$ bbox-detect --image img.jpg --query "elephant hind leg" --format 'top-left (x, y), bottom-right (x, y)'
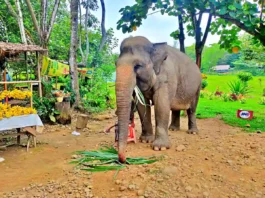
top-left (169, 110), bottom-right (180, 131)
top-left (187, 89), bottom-right (200, 134)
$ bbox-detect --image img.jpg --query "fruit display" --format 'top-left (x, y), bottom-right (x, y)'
top-left (0, 103), bottom-right (37, 120)
top-left (0, 89), bottom-right (32, 100)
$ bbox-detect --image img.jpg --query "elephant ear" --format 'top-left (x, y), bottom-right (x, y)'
top-left (151, 42), bottom-right (168, 75)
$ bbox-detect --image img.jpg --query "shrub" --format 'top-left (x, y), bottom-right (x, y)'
top-left (237, 72), bottom-right (253, 83)
top-left (201, 73), bottom-right (207, 79)
top-left (240, 98), bottom-right (247, 104)
top-left (201, 80), bottom-right (208, 90)
top-left (228, 80), bottom-right (251, 96)
top-left (263, 88), bottom-right (265, 96)
top-left (81, 68), bottom-right (114, 113)
top-left (221, 94), bottom-right (230, 102)
top-left (215, 87), bottom-right (223, 96)
top-left (259, 97), bottom-right (265, 105)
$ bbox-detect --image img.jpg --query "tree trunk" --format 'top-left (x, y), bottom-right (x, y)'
top-left (4, 0), bottom-right (27, 44)
top-left (55, 102), bottom-right (71, 125)
top-left (195, 49), bottom-right (202, 69)
top-left (98, 0), bottom-right (107, 52)
top-left (178, 14), bottom-right (185, 53)
top-left (83, 0), bottom-right (90, 64)
top-left (15, 0), bottom-right (27, 44)
top-left (70, 0), bottom-right (80, 107)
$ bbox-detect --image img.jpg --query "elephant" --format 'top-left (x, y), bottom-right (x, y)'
top-left (115, 36), bottom-right (201, 162)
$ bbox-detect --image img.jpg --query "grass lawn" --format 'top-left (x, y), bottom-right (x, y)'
top-left (107, 75), bottom-right (265, 132)
top-left (197, 75), bottom-right (265, 132)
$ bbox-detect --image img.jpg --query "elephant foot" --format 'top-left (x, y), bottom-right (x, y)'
top-left (187, 128), bottom-right (199, 135)
top-left (140, 134), bottom-right (154, 143)
top-left (169, 125), bottom-right (180, 131)
top-left (152, 137), bottom-right (171, 151)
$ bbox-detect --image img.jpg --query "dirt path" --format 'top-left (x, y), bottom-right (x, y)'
top-left (0, 110), bottom-right (265, 198)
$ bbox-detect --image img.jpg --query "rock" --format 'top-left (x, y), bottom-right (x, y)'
top-left (227, 160), bottom-right (233, 165)
top-left (185, 186), bottom-right (192, 192)
top-left (250, 144), bottom-right (258, 149)
top-left (176, 145), bottom-right (186, 152)
top-left (137, 190), bottom-right (144, 196)
top-left (128, 184), bottom-right (136, 191)
top-left (115, 180), bottom-right (122, 185)
top-left (256, 130), bottom-right (262, 134)
top-left (119, 186), bottom-right (126, 191)
top-left (245, 124), bottom-right (250, 128)
top-left (162, 166), bottom-right (178, 175)
top-left (71, 155), bottom-right (79, 159)
top-left (203, 192), bottom-right (209, 197)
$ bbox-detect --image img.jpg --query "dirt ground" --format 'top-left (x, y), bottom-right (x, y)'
top-left (0, 110), bottom-right (265, 198)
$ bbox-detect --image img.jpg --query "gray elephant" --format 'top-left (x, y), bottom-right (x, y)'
top-left (115, 36), bottom-right (201, 162)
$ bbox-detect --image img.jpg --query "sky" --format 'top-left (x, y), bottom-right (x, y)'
top-left (92, 0), bottom-right (221, 53)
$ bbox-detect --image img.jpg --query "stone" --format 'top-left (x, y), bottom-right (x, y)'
top-left (119, 186), bottom-right (126, 191)
top-left (115, 180), bottom-right (121, 185)
top-left (128, 184), bottom-right (136, 191)
top-left (162, 166), bottom-right (178, 175)
top-left (203, 192), bottom-right (209, 197)
top-left (137, 190), bottom-right (144, 196)
top-left (185, 186), bottom-right (192, 192)
top-left (176, 145), bottom-right (186, 152)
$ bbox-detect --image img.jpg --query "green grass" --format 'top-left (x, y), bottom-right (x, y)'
top-left (197, 75), bottom-right (265, 132)
top-left (107, 75), bottom-right (265, 132)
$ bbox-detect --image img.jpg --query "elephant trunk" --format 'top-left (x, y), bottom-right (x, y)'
top-left (115, 65), bottom-right (135, 163)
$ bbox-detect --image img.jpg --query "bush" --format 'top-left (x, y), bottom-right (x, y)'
top-left (221, 94), bottom-right (230, 102)
top-left (201, 73), bottom-right (207, 79)
top-left (81, 67), bottom-right (115, 113)
top-left (237, 72), bottom-right (253, 83)
top-left (263, 88), bottom-right (265, 96)
top-left (228, 80), bottom-right (251, 96)
top-left (201, 80), bottom-right (208, 90)
top-left (259, 97), bottom-right (265, 105)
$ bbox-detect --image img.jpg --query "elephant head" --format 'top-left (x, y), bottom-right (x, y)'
top-left (115, 36), bottom-right (168, 162)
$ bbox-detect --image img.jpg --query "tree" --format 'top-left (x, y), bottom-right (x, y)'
top-left (25, 0), bottom-right (60, 48)
top-left (4, 0), bottom-right (27, 44)
top-left (69, 0), bottom-right (81, 107)
top-left (98, 0), bottom-right (107, 52)
top-left (209, 0), bottom-right (265, 50)
top-left (117, 0), bottom-right (213, 68)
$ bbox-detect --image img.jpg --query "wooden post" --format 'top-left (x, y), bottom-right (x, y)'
top-left (36, 52), bottom-right (42, 97)
top-left (25, 52), bottom-right (28, 80)
top-left (76, 114), bottom-right (89, 129)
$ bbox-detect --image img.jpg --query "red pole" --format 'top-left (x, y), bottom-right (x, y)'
top-left (3, 69), bottom-right (8, 104)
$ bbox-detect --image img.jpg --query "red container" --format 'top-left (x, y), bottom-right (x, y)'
top-left (237, 110), bottom-right (254, 120)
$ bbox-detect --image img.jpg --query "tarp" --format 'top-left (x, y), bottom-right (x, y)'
top-left (0, 114), bottom-right (43, 131)
top-left (41, 56), bottom-right (94, 78)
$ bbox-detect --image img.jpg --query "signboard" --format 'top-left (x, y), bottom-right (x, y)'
top-left (237, 110), bottom-right (254, 120)
top-left (41, 56), bottom-right (93, 78)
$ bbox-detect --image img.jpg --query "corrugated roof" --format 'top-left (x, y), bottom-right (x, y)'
top-left (0, 42), bottom-right (47, 53)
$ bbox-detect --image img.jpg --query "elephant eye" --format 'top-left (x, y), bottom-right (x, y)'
top-left (134, 64), bottom-right (142, 71)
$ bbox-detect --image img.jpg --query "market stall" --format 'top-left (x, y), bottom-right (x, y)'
top-left (0, 42), bottom-right (46, 151)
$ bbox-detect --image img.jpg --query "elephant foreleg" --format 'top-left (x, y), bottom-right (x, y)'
top-left (152, 86), bottom-right (171, 151)
top-left (137, 99), bottom-right (154, 143)
top-left (169, 110), bottom-right (180, 131)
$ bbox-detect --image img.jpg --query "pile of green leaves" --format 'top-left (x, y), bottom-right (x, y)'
top-left (71, 146), bottom-right (162, 172)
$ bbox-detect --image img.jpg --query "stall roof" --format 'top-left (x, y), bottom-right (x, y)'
top-left (0, 42), bottom-right (47, 53)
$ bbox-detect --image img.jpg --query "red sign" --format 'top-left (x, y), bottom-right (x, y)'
top-left (237, 110), bottom-right (253, 120)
